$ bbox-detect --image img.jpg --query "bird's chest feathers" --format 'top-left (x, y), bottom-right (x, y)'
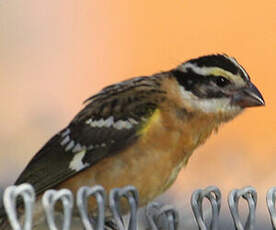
top-left (137, 109), bottom-right (219, 192)
top-left (176, 114), bottom-right (219, 153)
top-left (151, 108), bottom-right (219, 159)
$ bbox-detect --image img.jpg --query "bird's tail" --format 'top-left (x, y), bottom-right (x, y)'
top-left (0, 189), bottom-right (12, 230)
top-left (0, 204), bottom-right (10, 230)
top-left (104, 219), bottom-right (120, 230)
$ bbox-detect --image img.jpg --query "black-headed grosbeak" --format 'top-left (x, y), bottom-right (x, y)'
top-left (0, 54), bottom-right (264, 228)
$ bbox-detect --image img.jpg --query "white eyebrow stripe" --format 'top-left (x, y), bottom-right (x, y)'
top-left (182, 57), bottom-right (250, 83)
top-left (181, 63), bottom-right (234, 77)
top-left (181, 63), bottom-right (210, 75)
top-left (227, 56), bottom-right (250, 80)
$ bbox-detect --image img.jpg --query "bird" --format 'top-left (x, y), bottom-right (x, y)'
top-left (0, 54), bottom-right (265, 229)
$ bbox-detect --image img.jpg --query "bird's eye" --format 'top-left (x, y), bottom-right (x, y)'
top-left (215, 76), bottom-right (230, 87)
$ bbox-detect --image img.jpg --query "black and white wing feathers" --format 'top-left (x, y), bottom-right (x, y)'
top-left (15, 76), bottom-right (165, 196)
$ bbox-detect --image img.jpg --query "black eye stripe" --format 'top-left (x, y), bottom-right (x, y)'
top-left (171, 69), bottom-right (208, 90)
top-left (172, 69), bottom-right (231, 87)
top-left (171, 69), bottom-right (233, 99)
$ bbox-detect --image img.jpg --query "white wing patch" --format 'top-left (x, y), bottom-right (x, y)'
top-left (69, 150), bottom-right (89, 171)
top-left (61, 128), bottom-right (70, 137)
top-left (113, 120), bottom-right (132, 129)
top-left (60, 135), bottom-right (70, 146)
top-left (85, 116), bottom-right (138, 130)
top-left (65, 140), bottom-right (75, 152)
top-left (60, 129), bottom-right (71, 147)
top-left (87, 142), bottom-right (107, 150)
top-left (72, 143), bottom-right (83, 153)
top-left (60, 129), bottom-right (86, 153)
top-left (60, 116), bottom-right (138, 153)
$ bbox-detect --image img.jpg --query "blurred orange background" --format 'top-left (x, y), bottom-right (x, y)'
top-left (0, 0), bottom-right (275, 226)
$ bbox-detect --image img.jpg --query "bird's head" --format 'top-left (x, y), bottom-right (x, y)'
top-left (171, 54), bottom-right (265, 121)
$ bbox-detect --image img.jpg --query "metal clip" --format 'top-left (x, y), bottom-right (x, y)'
top-left (228, 186), bottom-right (257, 230)
top-left (42, 189), bottom-right (73, 230)
top-left (3, 183), bottom-right (35, 230)
top-left (266, 187), bottom-right (276, 229)
top-left (109, 186), bottom-right (139, 230)
top-left (146, 202), bottom-right (179, 230)
top-left (191, 186), bottom-right (221, 230)
top-left (77, 185), bottom-right (106, 230)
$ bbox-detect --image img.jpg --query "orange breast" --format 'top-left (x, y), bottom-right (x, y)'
top-left (56, 99), bottom-right (218, 215)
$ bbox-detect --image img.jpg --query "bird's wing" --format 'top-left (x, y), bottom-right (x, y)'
top-left (15, 76), bottom-right (166, 195)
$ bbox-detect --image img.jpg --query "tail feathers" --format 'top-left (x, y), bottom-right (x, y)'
top-left (104, 219), bottom-right (120, 230)
top-left (0, 189), bottom-right (11, 230)
top-left (0, 208), bottom-right (10, 230)
top-left (0, 188), bottom-right (4, 218)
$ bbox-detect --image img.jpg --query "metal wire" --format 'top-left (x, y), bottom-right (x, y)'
top-left (109, 186), bottom-right (139, 230)
top-left (42, 189), bottom-right (73, 230)
top-left (191, 186), bottom-right (221, 230)
top-left (3, 184), bottom-right (35, 230)
top-left (266, 187), bottom-right (276, 230)
top-left (146, 202), bottom-right (179, 230)
top-left (2, 184), bottom-right (276, 230)
top-left (228, 186), bottom-right (257, 230)
top-left (76, 185), bottom-right (106, 230)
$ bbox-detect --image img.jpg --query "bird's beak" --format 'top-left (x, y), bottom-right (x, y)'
top-left (231, 82), bottom-right (265, 108)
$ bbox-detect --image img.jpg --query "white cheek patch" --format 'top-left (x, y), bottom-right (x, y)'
top-left (86, 116), bottom-right (137, 130)
top-left (69, 150), bottom-right (89, 171)
top-left (180, 63), bottom-right (210, 76)
top-left (179, 86), bottom-right (240, 114)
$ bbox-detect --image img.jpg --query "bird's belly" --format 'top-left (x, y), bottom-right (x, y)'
top-left (56, 129), bottom-right (187, 215)
top-left (55, 107), bottom-right (203, 215)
